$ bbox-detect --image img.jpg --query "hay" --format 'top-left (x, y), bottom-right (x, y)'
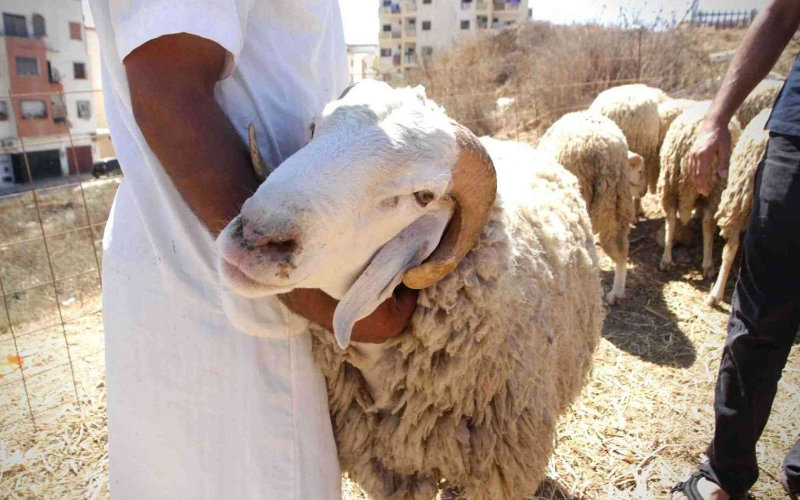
top-left (1, 193), bottom-right (798, 499)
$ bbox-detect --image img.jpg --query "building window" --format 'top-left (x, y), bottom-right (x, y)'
top-left (380, 48), bottom-right (391, 57)
top-left (77, 100), bottom-right (91, 119)
top-left (69, 21), bottom-right (82, 40)
top-left (3, 13), bottom-right (27, 37)
top-left (422, 0), bottom-right (431, 4)
top-left (422, 20), bottom-right (431, 30)
top-left (0, 101), bottom-right (8, 121)
top-left (16, 57), bottom-right (39, 76)
top-left (20, 101), bottom-right (47, 120)
top-left (461, 20), bottom-right (470, 29)
top-left (32, 14), bottom-right (45, 37)
top-left (382, 24), bottom-right (391, 32)
top-left (73, 62), bottom-right (86, 79)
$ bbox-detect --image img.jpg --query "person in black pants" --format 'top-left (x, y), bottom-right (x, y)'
top-left (669, 1), bottom-right (800, 499)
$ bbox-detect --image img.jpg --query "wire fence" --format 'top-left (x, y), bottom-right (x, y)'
top-left (0, 86), bottom-right (117, 432)
top-left (0, 64), bottom-right (711, 433)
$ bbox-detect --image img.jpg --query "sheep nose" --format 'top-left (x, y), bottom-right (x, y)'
top-left (240, 217), bottom-right (300, 254)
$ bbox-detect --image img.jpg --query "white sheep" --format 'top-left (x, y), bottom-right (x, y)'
top-left (658, 98), bottom-right (697, 150)
top-left (216, 80), bottom-right (603, 500)
top-left (538, 111), bottom-right (639, 304)
top-left (658, 100), bottom-right (742, 278)
top-left (707, 108), bottom-right (770, 306)
top-left (736, 79), bottom-right (782, 129)
top-left (589, 84), bottom-right (667, 205)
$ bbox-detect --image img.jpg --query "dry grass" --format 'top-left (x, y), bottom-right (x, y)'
top-left (1, 191), bottom-right (799, 499)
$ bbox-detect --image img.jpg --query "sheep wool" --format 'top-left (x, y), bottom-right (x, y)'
top-left (658, 99), bottom-right (696, 152)
top-left (658, 100), bottom-right (742, 277)
top-left (539, 111), bottom-right (634, 304)
top-left (310, 139), bottom-right (603, 500)
top-left (736, 79), bottom-right (782, 128)
top-left (708, 108), bottom-right (770, 305)
top-left (589, 84), bottom-right (664, 194)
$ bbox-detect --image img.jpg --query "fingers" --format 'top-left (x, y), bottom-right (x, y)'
top-left (717, 143), bottom-right (731, 180)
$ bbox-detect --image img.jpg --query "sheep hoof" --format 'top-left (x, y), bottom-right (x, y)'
top-left (659, 257), bottom-right (674, 272)
top-left (702, 264), bottom-right (716, 280)
top-left (605, 290), bottom-right (623, 305)
top-left (706, 293), bottom-right (722, 307)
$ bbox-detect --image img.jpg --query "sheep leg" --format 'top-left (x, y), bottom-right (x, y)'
top-left (701, 207), bottom-right (717, 279)
top-left (659, 211), bottom-right (677, 271)
top-left (601, 228), bottom-right (629, 305)
top-left (708, 229), bottom-right (740, 306)
top-left (633, 196), bottom-right (644, 219)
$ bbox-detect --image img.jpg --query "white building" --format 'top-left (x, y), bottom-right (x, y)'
top-left (378, 0), bottom-right (530, 81)
top-left (0, 0), bottom-right (96, 186)
top-left (347, 44), bottom-right (379, 84)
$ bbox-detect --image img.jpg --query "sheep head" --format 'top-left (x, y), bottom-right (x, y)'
top-left (627, 151), bottom-right (646, 198)
top-left (216, 80), bottom-right (496, 347)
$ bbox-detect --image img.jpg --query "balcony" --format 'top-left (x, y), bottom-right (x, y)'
top-left (380, 4), bottom-right (402, 15)
top-left (392, 54), bottom-right (401, 66)
top-left (392, 31), bottom-right (402, 39)
top-left (476, 0), bottom-right (488, 10)
top-left (404, 1), bottom-right (417, 13)
top-left (493, 1), bottom-right (521, 10)
top-left (405, 26), bottom-right (416, 38)
top-left (460, 1), bottom-right (473, 10)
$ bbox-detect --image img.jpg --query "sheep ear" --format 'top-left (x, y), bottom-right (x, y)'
top-left (248, 123), bottom-right (272, 182)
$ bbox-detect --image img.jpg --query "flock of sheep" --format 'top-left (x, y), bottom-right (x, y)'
top-left (218, 78), bottom-right (781, 500)
top-left (542, 80), bottom-right (779, 307)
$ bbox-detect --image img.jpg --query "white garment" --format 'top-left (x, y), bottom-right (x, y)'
top-left (89, 0), bottom-right (347, 497)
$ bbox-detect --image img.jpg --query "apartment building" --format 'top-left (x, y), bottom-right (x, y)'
top-left (0, 0), bottom-right (96, 186)
top-left (347, 44), bottom-right (379, 84)
top-left (378, 0), bottom-right (530, 81)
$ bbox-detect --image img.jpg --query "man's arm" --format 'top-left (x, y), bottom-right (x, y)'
top-left (124, 33), bottom-right (415, 343)
top-left (690, 0), bottom-right (800, 195)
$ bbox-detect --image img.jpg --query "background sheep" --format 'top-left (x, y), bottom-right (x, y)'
top-left (658, 100), bottom-right (742, 278)
top-left (589, 84), bottom-right (666, 213)
top-left (217, 81), bottom-right (603, 500)
top-left (707, 108), bottom-right (770, 306)
top-left (538, 111), bottom-right (636, 304)
top-left (736, 79), bottom-right (782, 128)
top-left (658, 98), bottom-right (697, 150)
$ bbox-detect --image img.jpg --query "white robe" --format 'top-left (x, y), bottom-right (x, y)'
top-left (89, 0), bottom-right (347, 497)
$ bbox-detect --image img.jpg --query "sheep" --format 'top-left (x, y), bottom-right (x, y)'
top-left (589, 84), bottom-right (667, 202)
top-left (538, 111), bottom-right (639, 304)
top-left (658, 98), bottom-right (697, 149)
top-left (707, 108), bottom-right (770, 306)
top-left (216, 80), bottom-right (603, 500)
top-left (657, 100), bottom-right (742, 278)
top-left (736, 79), bottom-right (782, 128)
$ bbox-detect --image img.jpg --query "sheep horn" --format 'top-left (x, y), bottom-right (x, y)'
top-left (402, 122), bottom-right (497, 289)
top-left (248, 123), bottom-right (272, 182)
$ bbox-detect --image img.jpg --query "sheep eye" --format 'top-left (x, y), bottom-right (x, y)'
top-left (414, 190), bottom-right (435, 207)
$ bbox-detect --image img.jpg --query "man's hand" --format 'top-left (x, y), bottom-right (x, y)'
top-left (279, 287), bottom-right (418, 344)
top-left (688, 121), bottom-right (732, 197)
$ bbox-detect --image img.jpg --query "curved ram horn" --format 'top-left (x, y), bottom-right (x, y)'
top-left (402, 122), bottom-right (497, 289)
top-left (248, 123), bottom-right (272, 182)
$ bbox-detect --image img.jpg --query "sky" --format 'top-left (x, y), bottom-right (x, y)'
top-left (83, 0), bottom-right (770, 45)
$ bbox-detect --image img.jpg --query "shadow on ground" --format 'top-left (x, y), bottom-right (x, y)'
top-left (600, 217), bottom-right (697, 368)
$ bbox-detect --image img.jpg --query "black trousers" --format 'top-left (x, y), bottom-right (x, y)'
top-left (699, 133), bottom-right (800, 496)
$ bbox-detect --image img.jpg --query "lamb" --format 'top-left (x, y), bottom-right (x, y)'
top-left (658, 100), bottom-right (742, 278)
top-left (216, 80), bottom-right (603, 500)
top-left (707, 108), bottom-right (770, 306)
top-left (589, 84), bottom-right (667, 204)
top-left (736, 79), bottom-right (782, 128)
top-left (538, 111), bottom-right (639, 304)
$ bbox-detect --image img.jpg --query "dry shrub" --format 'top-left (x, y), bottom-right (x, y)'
top-left (408, 23), bottom-right (798, 140)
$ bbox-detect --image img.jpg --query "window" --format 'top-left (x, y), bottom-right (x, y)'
top-left (422, 20), bottom-right (431, 30)
top-left (0, 101), bottom-right (8, 121)
top-left (461, 20), bottom-right (470, 29)
top-left (380, 48), bottom-right (391, 57)
top-left (382, 24), bottom-right (391, 32)
top-left (32, 14), bottom-right (45, 37)
top-left (69, 21), bottom-right (81, 40)
top-left (77, 100), bottom-right (91, 119)
top-left (422, 0), bottom-right (431, 4)
top-left (51, 95), bottom-right (66, 123)
top-left (73, 62), bottom-right (86, 79)
top-left (3, 13), bottom-right (27, 37)
top-left (20, 100), bottom-right (47, 120)
top-left (16, 57), bottom-right (39, 76)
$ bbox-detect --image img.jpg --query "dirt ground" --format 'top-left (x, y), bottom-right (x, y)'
top-left (1, 193), bottom-right (799, 499)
